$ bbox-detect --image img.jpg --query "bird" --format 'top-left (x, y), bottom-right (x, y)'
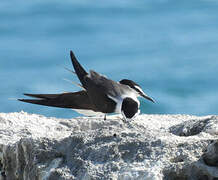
top-left (18, 51), bottom-right (155, 121)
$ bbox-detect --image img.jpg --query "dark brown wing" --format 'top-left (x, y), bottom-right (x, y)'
top-left (83, 71), bottom-right (118, 113)
top-left (18, 91), bottom-right (97, 111)
top-left (70, 51), bottom-right (88, 88)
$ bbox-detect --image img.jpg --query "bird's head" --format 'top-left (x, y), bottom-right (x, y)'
top-left (119, 79), bottom-right (155, 103)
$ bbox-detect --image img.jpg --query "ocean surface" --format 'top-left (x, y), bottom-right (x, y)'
top-left (1, 0), bottom-right (218, 118)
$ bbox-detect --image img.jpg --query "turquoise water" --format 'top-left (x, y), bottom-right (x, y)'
top-left (1, 0), bottom-right (218, 118)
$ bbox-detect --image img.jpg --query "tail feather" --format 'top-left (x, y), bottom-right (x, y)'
top-left (70, 51), bottom-right (88, 88)
top-left (19, 98), bottom-right (58, 107)
top-left (23, 93), bottom-right (59, 99)
top-left (19, 91), bottom-right (96, 110)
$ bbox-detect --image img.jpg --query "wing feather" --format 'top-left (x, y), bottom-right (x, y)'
top-left (19, 91), bottom-right (96, 110)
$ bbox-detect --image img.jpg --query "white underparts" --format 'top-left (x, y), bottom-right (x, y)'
top-left (73, 109), bottom-right (104, 117)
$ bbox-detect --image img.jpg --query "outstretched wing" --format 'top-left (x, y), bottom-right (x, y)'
top-left (70, 51), bottom-right (88, 88)
top-left (70, 51), bottom-right (121, 113)
top-left (18, 91), bottom-right (97, 111)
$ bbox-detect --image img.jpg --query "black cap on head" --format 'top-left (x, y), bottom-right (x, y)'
top-left (121, 97), bottom-right (138, 119)
top-left (119, 79), bottom-right (140, 90)
top-left (120, 79), bottom-right (155, 103)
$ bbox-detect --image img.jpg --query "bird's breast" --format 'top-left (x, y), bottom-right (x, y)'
top-left (108, 93), bottom-right (139, 114)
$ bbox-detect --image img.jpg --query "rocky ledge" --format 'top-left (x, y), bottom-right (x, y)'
top-left (0, 112), bottom-right (217, 180)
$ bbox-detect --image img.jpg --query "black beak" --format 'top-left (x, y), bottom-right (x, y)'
top-left (140, 93), bottom-right (155, 103)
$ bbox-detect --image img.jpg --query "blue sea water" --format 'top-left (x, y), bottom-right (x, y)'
top-left (1, 0), bottom-right (218, 118)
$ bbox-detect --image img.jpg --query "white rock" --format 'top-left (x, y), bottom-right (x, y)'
top-left (0, 112), bottom-right (217, 180)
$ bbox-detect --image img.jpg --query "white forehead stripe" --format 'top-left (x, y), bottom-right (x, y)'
top-left (134, 85), bottom-right (144, 93)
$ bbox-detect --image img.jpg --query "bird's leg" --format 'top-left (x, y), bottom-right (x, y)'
top-left (121, 111), bottom-right (128, 123)
top-left (104, 114), bottom-right (107, 120)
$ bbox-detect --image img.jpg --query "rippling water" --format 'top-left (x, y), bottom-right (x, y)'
top-left (1, 0), bottom-right (218, 118)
